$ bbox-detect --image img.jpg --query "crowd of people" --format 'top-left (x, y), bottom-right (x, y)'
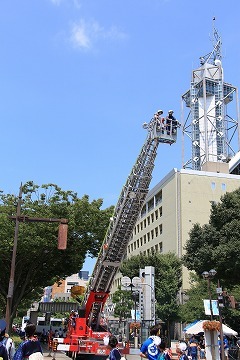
top-left (0, 319), bottom-right (43, 360)
top-left (138, 324), bottom-right (237, 360)
top-left (176, 333), bottom-right (232, 360)
top-left (1, 317), bottom-right (239, 360)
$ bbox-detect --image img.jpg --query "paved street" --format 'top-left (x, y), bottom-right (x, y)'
top-left (42, 344), bottom-right (140, 360)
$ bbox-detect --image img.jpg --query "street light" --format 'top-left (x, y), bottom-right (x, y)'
top-left (202, 269), bottom-right (217, 360)
top-left (121, 276), bottom-right (141, 349)
top-left (217, 280), bottom-right (225, 360)
top-left (202, 269), bottom-right (217, 320)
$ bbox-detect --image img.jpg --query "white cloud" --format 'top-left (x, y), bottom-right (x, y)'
top-left (69, 19), bottom-right (127, 50)
top-left (70, 20), bottom-right (91, 49)
top-left (50, 0), bottom-right (62, 5)
top-left (50, 0), bottom-right (81, 8)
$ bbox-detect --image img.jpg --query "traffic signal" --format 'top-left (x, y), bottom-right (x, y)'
top-left (218, 295), bottom-right (225, 308)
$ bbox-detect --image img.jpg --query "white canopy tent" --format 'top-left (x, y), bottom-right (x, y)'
top-left (184, 320), bottom-right (238, 336)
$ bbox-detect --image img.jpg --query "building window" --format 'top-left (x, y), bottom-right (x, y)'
top-left (147, 216), bottom-right (150, 225)
top-left (141, 204), bottom-right (146, 217)
top-left (222, 183), bottom-right (226, 191)
top-left (137, 224), bottom-right (139, 233)
top-left (144, 234), bottom-right (147, 244)
top-left (159, 224), bottom-right (162, 234)
top-left (159, 206), bottom-right (162, 217)
top-left (151, 230), bottom-right (154, 239)
top-left (140, 222), bottom-right (143, 230)
top-left (211, 182), bottom-right (216, 190)
top-left (137, 239), bottom-right (139, 248)
top-left (147, 233), bottom-right (150, 242)
top-left (148, 198), bottom-right (154, 211)
top-left (159, 242), bottom-right (163, 252)
top-left (155, 190), bottom-right (162, 205)
top-left (140, 237), bottom-right (143, 246)
top-left (155, 227), bottom-right (158, 237)
top-left (128, 245), bottom-right (130, 253)
top-left (151, 213), bottom-right (154, 223)
top-left (144, 219), bottom-right (146, 228)
top-left (155, 244), bottom-right (158, 252)
top-left (134, 242), bottom-right (136, 250)
top-left (131, 243), bottom-right (133, 252)
top-left (155, 210), bottom-right (158, 220)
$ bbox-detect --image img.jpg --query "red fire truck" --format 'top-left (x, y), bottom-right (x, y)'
top-left (54, 111), bottom-right (179, 359)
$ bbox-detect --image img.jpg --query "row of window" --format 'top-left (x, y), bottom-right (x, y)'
top-left (211, 182), bottom-right (226, 191)
top-left (135, 207), bottom-right (162, 234)
top-left (129, 225), bottom-right (163, 253)
top-left (139, 242), bottom-right (163, 255)
top-left (141, 190), bottom-right (162, 217)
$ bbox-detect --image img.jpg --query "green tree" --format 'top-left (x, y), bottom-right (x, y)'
top-left (182, 189), bottom-right (240, 331)
top-left (179, 273), bottom-right (213, 323)
top-left (120, 252), bottom-right (182, 341)
top-left (112, 288), bottom-right (133, 321)
top-left (0, 182), bottom-right (113, 326)
top-left (182, 188), bottom-right (240, 287)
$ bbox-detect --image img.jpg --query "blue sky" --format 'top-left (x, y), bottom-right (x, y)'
top-left (1, 0), bottom-right (240, 273)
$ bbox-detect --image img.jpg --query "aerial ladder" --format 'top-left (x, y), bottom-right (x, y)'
top-left (55, 111), bottom-right (179, 359)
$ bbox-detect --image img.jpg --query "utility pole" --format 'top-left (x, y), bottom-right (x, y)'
top-left (5, 184), bottom-right (68, 332)
top-left (5, 184), bottom-right (22, 333)
top-left (217, 280), bottom-right (225, 360)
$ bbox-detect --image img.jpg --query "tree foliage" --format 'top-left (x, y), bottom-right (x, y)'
top-left (182, 188), bottom-right (240, 331)
top-left (120, 252), bottom-right (182, 323)
top-left (182, 188), bottom-right (240, 287)
top-left (0, 182), bottom-right (113, 324)
top-left (112, 288), bottom-right (133, 321)
top-left (179, 273), bottom-right (213, 323)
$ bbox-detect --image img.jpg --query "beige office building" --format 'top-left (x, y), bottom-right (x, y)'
top-left (124, 167), bottom-right (240, 292)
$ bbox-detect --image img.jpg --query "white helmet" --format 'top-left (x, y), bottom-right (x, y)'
top-left (152, 336), bottom-right (161, 346)
top-left (168, 110), bottom-right (174, 113)
top-left (179, 342), bottom-right (187, 352)
top-left (157, 109), bottom-right (163, 114)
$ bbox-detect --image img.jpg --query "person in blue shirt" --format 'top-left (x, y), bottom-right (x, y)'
top-left (0, 319), bottom-right (15, 360)
top-left (218, 335), bottom-right (229, 360)
top-left (188, 336), bottom-right (198, 360)
top-left (0, 341), bottom-right (8, 360)
top-left (107, 335), bottom-right (122, 360)
top-left (140, 325), bottom-right (161, 360)
top-left (13, 324), bottom-right (43, 360)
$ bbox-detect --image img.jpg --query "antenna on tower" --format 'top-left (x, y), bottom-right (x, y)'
top-left (211, 16), bottom-right (222, 61)
top-left (182, 22), bottom-right (239, 173)
top-left (199, 18), bottom-right (222, 65)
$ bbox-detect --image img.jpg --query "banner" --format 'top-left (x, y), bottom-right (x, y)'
top-left (203, 299), bottom-right (219, 315)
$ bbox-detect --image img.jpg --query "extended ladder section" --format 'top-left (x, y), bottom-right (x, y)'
top-left (83, 114), bottom-right (177, 329)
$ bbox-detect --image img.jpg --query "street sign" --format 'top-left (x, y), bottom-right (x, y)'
top-left (203, 299), bottom-right (219, 315)
top-left (121, 276), bottom-right (131, 287)
top-left (132, 276), bottom-right (142, 289)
